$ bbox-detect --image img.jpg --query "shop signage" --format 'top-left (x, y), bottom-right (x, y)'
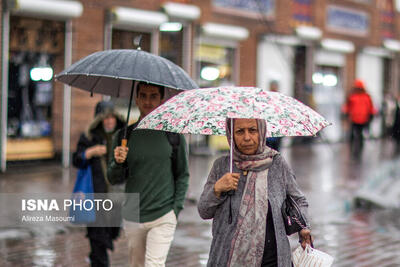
top-left (326, 5), bottom-right (369, 36)
top-left (213, 0), bottom-right (275, 18)
top-left (292, 0), bottom-right (313, 25)
top-left (350, 0), bottom-right (371, 3)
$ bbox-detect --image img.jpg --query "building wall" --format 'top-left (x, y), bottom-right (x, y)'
top-left (2, 0), bottom-right (400, 160)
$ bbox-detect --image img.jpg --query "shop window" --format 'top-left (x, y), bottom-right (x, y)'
top-left (8, 17), bottom-right (64, 139)
top-left (312, 66), bottom-right (343, 142)
top-left (112, 30), bottom-right (151, 51)
top-left (8, 52), bottom-right (54, 138)
top-left (195, 44), bottom-right (235, 87)
top-left (160, 28), bottom-right (183, 67)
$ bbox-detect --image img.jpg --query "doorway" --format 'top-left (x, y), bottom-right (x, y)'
top-left (312, 66), bottom-right (344, 142)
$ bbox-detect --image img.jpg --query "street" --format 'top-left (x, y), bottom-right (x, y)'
top-left (1, 138), bottom-right (400, 266)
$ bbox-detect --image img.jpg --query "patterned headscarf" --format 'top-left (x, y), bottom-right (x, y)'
top-left (225, 118), bottom-right (278, 267)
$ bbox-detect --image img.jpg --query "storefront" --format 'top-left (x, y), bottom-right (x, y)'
top-left (194, 22), bottom-right (249, 151)
top-left (313, 39), bottom-right (354, 142)
top-left (257, 35), bottom-right (299, 97)
top-left (356, 46), bottom-right (395, 138)
top-left (195, 22), bottom-right (248, 88)
top-left (1, 0), bottom-right (82, 170)
top-left (257, 25), bottom-right (322, 98)
top-left (105, 3), bottom-right (199, 121)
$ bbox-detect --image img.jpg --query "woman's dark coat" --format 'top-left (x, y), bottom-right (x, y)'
top-left (72, 110), bottom-right (124, 249)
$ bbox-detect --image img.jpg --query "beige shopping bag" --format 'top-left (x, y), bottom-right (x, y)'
top-left (292, 245), bottom-right (334, 267)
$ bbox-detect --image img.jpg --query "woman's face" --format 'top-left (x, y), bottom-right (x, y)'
top-left (103, 115), bottom-right (117, 133)
top-left (233, 119), bottom-right (259, 155)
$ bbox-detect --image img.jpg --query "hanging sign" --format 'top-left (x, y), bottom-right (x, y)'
top-left (326, 5), bottom-right (369, 36)
top-left (212, 0), bottom-right (275, 19)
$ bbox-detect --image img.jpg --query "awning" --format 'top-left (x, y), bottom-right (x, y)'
top-left (321, 38), bottom-right (355, 53)
top-left (8, 0), bottom-right (83, 20)
top-left (162, 2), bottom-right (200, 21)
top-left (363, 46), bottom-right (392, 58)
top-left (111, 7), bottom-right (168, 29)
top-left (383, 39), bottom-right (400, 52)
top-left (202, 23), bottom-right (249, 41)
top-left (295, 26), bottom-right (322, 40)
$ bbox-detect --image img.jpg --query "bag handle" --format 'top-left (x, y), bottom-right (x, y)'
top-left (299, 234), bottom-right (314, 248)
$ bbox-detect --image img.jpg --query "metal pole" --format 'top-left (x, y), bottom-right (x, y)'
top-left (62, 20), bottom-right (73, 168)
top-left (230, 118), bottom-right (233, 173)
top-left (124, 81), bottom-right (136, 138)
top-left (151, 29), bottom-right (159, 55)
top-left (182, 23), bottom-right (192, 75)
top-left (1, 9), bottom-right (10, 172)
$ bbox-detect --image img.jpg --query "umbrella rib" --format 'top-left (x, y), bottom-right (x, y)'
top-left (89, 76), bottom-right (102, 97)
top-left (116, 79), bottom-right (122, 98)
top-left (68, 74), bottom-right (80, 87)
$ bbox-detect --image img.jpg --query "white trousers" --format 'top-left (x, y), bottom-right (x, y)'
top-left (123, 210), bottom-right (177, 267)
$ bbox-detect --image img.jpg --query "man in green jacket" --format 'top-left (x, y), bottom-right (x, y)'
top-left (108, 82), bottom-right (189, 267)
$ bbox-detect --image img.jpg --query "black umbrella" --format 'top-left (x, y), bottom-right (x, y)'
top-left (55, 49), bottom-right (198, 146)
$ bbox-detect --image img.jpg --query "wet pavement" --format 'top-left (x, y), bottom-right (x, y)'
top-left (1, 138), bottom-right (400, 266)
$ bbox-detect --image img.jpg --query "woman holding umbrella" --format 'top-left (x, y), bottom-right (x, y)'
top-left (197, 118), bottom-right (313, 267)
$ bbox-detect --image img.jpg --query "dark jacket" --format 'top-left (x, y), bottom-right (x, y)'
top-left (72, 108), bottom-right (124, 248)
top-left (73, 111), bottom-right (124, 193)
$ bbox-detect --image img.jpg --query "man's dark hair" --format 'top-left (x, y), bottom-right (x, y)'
top-left (136, 82), bottom-right (165, 99)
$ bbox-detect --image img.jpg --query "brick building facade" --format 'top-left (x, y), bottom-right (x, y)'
top-left (1, 0), bottom-right (400, 170)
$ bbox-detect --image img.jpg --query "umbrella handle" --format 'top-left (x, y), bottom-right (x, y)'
top-left (121, 139), bottom-right (127, 147)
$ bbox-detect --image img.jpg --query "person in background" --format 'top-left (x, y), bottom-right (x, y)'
top-left (73, 101), bottom-right (124, 267)
top-left (108, 82), bottom-right (190, 267)
top-left (266, 80), bottom-right (283, 151)
top-left (342, 79), bottom-right (377, 158)
top-left (391, 95), bottom-right (400, 154)
top-left (382, 91), bottom-right (397, 138)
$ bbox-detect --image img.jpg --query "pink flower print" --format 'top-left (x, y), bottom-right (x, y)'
top-left (274, 106), bottom-right (282, 114)
top-left (217, 120), bottom-right (226, 128)
top-left (289, 112), bottom-right (298, 120)
top-left (155, 123), bottom-right (164, 130)
top-left (162, 112), bottom-right (173, 120)
top-left (269, 124), bottom-right (277, 131)
top-left (171, 118), bottom-right (181, 126)
top-left (235, 105), bottom-right (246, 113)
top-left (243, 98), bottom-right (251, 105)
top-left (279, 119), bottom-right (291, 127)
top-left (280, 128), bottom-right (289, 135)
top-left (231, 93), bottom-right (240, 100)
top-left (211, 96), bottom-right (225, 103)
top-left (206, 104), bottom-right (222, 112)
top-left (201, 128), bottom-right (213, 135)
top-left (227, 112), bottom-right (237, 117)
top-left (201, 117), bottom-right (209, 122)
top-left (195, 121), bottom-right (205, 128)
top-left (175, 105), bottom-right (185, 111)
top-left (295, 131), bottom-right (303, 136)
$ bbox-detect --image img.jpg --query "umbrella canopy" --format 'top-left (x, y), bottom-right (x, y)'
top-left (55, 49), bottom-right (198, 97)
top-left (137, 86), bottom-right (331, 137)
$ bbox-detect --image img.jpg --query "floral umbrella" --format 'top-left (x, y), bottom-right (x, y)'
top-left (137, 86), bottom-right (331, 137)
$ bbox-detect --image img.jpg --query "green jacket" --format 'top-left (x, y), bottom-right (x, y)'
top-left (107, 127), bottom-right (189, 223)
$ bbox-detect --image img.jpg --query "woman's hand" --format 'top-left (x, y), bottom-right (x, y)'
top-left (299, 229), bottom-right (313, 249)
top-left (214, 172), bottom-right (240, 198)
top-left (85, 145), bottom-right (107, 159)
top-left (114, 146), bottom-right (129, 163)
